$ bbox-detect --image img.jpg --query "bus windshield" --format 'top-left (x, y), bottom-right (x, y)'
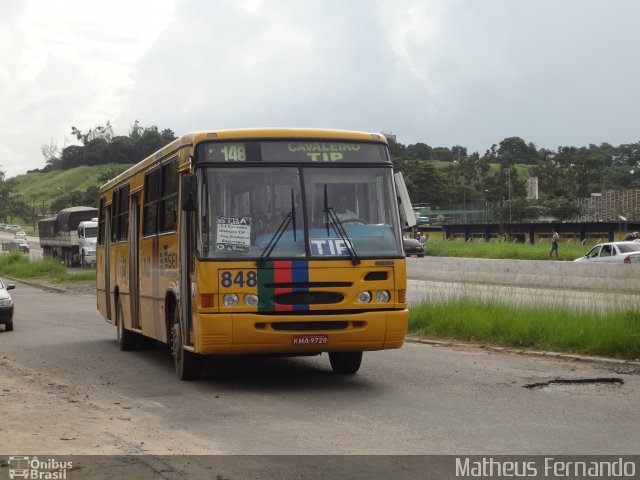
top-left (196, 166), bottom-right (403, 260)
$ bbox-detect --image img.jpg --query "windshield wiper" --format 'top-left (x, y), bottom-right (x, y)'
top-left (323, 185), bottom-right (360, 265)
top-left (257, 189), bottom-right (297, 266)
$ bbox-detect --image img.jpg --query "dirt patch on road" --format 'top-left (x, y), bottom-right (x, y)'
top-left (0, 354), bottom-right (217, 455)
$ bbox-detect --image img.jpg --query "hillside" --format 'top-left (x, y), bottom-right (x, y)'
top-left (10, 160), bottom-right (531, 217)
top-left (431, 161), bottom-right (532, 178)
top-left (12, 163), bottom-right (132, 211)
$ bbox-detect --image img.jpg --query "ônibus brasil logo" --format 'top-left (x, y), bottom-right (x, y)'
top-left (8, 456), bottom-right (72, 479)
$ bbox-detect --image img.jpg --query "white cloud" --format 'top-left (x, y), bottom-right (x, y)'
top-left (0, 0), bottom-right (179, 178)
top-left (1, 0), bottom-right (639, 178)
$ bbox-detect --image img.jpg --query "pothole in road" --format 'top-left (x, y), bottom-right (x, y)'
top-left (524, 377), bottom-right (624, 393)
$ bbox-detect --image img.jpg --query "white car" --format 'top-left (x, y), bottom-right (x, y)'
top-left (574, 241), bottom-right (640, 264)
top-left (14, 231), bottom-right (27, 239)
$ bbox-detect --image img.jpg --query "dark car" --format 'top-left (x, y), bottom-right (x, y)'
top-left (403, 238), bottom-right (424, 257)
top-left (0, 278), bottom-right (15, 331)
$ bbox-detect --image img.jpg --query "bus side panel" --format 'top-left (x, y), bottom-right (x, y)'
top-left (138, 236), bottom-right (160, 339)
top-left (157, 233), bottom-right (180, 343)
top-left (136, 234), bottom-right (180, 342)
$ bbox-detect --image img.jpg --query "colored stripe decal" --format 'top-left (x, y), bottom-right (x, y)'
top-left (274, 260), bottom-right (293, 311)
top-left (257, 260), bottom-right (309, 312)
top-left (257, 263), bottom-right (274, 312)
top-left (292, 260), bottom-right (309, 311)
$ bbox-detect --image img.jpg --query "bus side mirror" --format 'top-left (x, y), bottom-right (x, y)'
top-left (394, 172), bottom-right (417, 227)
top-left (181, 174), bottom-right (197, 211)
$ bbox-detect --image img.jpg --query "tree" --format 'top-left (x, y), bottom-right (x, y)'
top-left (46, 121), bottom-right (176, 171)
top-left (0, 168), bottom-right (29, 223)
top-left (497, 136), bottom-right (537, 166)
top-left (405, 143), bottom-right (432, 161)
top-left (431, 147), bottom-right (453, 162)
top-left (40, 140), bottom-right (61, 171)
top-left (81, 186), bottom-right (99, 207)
top-left (129, 120), bottom-right (143, 140)
top-left (71, 121), bottom-right (113, 145)
top-left (451, 145), bottom-right (467, 164)
top-left (59, 145), bottom-right (85, 169)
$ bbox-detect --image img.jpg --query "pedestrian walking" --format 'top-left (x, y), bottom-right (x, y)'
top-left (549, 228), bottom-right (559, 259)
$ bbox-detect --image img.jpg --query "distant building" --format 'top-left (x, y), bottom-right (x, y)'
top-left (527, 177), bottom-right (539, 200)
top-left (577, 189), bottom-right (640, 222)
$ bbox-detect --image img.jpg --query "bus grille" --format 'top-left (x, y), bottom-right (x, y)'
top-left (274, 292), bottom-right (343, 305)
top-left (271, 321), bottom-right (349, 331)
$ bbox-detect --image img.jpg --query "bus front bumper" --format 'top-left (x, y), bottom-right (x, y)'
top-left (194, 309), bottom-right (408, 355)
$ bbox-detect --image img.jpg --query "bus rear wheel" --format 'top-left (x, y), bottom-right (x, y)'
top-left (328, 351), bottom-right (363, 374)
top-left (171, 305), bottom-right (201, 380)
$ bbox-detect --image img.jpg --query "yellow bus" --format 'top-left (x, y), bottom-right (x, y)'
top-left (97, 128), bottom-right (414, 379)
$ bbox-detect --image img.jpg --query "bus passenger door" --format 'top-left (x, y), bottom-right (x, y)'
top-left (179, 200), bottom-right (193, 346)
top-left (104, 205), bottom-right (112, 320)
top-left (129, 195), bottom-right (141, 329)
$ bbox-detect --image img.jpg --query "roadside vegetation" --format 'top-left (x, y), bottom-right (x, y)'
top-left (409, 298), bottom-right (640, 359)
top-left (423, 238), bottom-right (588, 261)
top-left (0, 252), bottom-right (95, 284)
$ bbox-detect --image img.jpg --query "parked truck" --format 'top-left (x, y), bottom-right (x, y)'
top-left (39, 206), bottom-right (99, 267)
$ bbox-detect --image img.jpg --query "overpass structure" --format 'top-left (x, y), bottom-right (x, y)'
top-left (418, 220), bottom-right (640, 245)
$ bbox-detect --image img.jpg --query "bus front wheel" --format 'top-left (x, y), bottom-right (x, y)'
top-left (328, 351), bottom-right (363, 374)
top-left (171, 306), bottom-right (201, 380)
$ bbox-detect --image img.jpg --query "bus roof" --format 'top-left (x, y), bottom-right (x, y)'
top-left (100, 128), bottom-right (389, 193)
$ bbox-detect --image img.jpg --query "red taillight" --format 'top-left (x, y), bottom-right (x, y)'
top-left (201, 294), bottom-right (215, 308)
top-left (624, 256), bottom-right (631, 264)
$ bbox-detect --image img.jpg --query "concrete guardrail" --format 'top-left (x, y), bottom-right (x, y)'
top-left (407, 257), bottom-right (640, 294)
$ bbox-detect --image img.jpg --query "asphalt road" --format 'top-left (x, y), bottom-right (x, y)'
top-left (1, 282), bottom-right (639, 461)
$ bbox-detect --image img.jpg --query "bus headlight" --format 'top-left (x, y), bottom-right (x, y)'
top-left (223, 294), bottom-right (239, 307)
top-left (357, 291), bottom-right (371, 304)
top-left (375, 291), bottom-right (390, 303)
top-left (243, 294), bottom-right (259, 307)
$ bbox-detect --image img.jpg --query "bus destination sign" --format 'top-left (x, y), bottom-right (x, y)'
top-left (200, 141), bottom-right (388, 164)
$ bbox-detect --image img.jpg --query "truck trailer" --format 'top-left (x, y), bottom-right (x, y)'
top-left (39, 206), bottom-right (98, 267)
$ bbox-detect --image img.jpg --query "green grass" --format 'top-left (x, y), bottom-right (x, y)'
top-left (0, 252), bottom-right (96, 283)
top-left (409, 298), bottom-right (640, 359)
top-left (431, 161), bottom-right (532, 179)
top-left (11, 163), bottom-right (132, 205)
top-left (424, 239), bottom-right (588, 261)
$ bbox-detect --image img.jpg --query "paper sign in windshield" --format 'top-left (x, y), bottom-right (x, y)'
top-left (216, 216), bottom-right (251, 252)
top-left (310, 238), bottom-right (353, 256)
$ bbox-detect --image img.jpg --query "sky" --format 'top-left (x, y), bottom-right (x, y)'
top-left (1, 0), bottom-right (639, 179)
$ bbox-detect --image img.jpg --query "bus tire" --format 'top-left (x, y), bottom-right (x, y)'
top-left (116, 297), bottom-right (136, 351)
top-left (329, 351), bottom-right (362, 374)
top-left (171, 305), bottom-right (200, 380)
